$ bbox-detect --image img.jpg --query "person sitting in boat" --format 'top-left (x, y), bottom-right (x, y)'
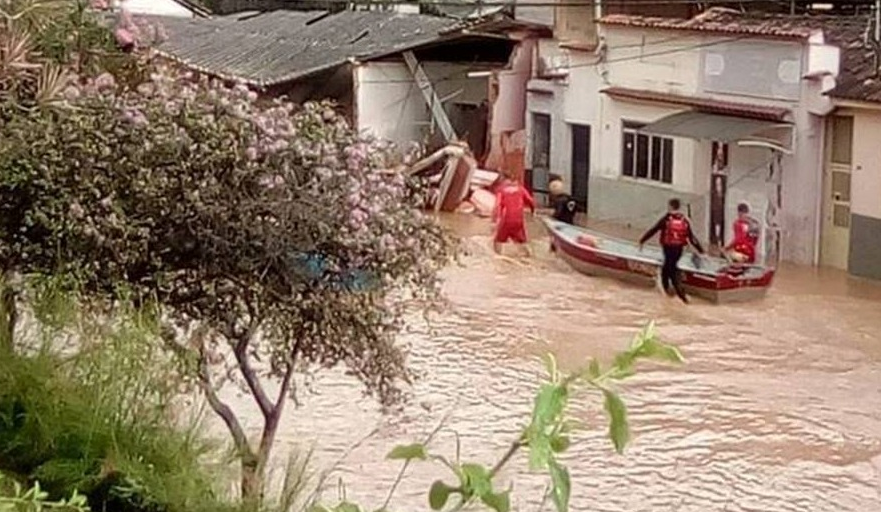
top-left (493, 174), bottom-right (536, 256)
top-left (548, 177), bottom-right (577, 253)
top-left (638, 198), bottom-right (705, 304)
top-left (724, 202), bottom-right (760, 265)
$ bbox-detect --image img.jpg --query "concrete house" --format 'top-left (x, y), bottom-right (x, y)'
top-left (526, 8), bottom-right (845, 267)
top-left (150, 10), bottom-right (516, 158)
top-left (822, 16), bottom-right (881, 280)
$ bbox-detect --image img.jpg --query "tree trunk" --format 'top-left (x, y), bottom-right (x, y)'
top-left (240, 455), bottom-right (264, 507)
top-left (0, 273), bottom-right (16, 353)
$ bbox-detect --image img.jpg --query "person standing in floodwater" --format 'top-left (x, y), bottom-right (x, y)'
top-left (639, 198), bottom-right (705, 303)
top-left (493, 175), bottom-right (535, 256)
top-left (548, 177), bottom-right (577, 253)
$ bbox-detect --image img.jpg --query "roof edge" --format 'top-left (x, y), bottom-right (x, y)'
top-left (598, 18), bottom-right (813, 41)
top-left (602, 86), bottom-right (791, 122)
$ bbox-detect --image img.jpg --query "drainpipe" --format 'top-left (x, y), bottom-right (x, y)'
top-left (812, 117), bottom-right (826, 267)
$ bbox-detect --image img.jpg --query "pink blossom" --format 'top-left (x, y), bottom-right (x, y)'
top-left (245, 147), bottom-right (258, 161)
top-left (95, 72), bottom-right (116, 91)
top-left (89, 0), bottom-right (109, 9)
top-left (114, 27), bottom-right (135, 48)
top-left (62, 86), bottom-right (81, 101)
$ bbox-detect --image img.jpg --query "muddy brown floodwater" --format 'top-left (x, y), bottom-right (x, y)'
top-left (223, 214), bottom-right (881, 511)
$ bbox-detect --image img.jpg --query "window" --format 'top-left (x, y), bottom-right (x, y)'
top-left (830, 115), bottom-right (853, 165)
top-left (622, 122), bottom-right (673, 184)
top-left (532, 113), bottom-right (551, 170)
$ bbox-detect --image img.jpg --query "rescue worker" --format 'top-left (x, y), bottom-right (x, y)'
top-left (493, 174), bottom-right (536, 256)
top-left (724, 202), bottom-right (761, 264)
top-left (549, 178), bottom-right (577, 225)
top-left (638, 198), bottom-right (705, 303)
top-left (548, 177), bottom-right (577, 253)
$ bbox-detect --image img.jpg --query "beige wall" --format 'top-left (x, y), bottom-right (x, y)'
top-left (354, 61), bottom-right (492, 146)
top-left (849, 108), bottom-right (881, 221)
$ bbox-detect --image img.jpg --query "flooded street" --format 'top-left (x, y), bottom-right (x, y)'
top-left (228, 215), bottom-right (881, 511)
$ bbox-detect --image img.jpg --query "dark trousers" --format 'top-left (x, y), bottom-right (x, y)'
top-left (661, 245), bottom-right (688, 302)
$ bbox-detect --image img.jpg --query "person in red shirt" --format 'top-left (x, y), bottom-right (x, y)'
top-left (493, 176), bottom-right (536, 255)
top-left (638, 198), bottom-right (705, 303)
top-left (725, 203), bottom-right (760, 264)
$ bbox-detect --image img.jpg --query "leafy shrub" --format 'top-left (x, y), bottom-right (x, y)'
top-left (0, 283), bottom-right (229, 512)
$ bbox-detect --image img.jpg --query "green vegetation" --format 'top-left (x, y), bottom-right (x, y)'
top-left (0, 280), bottom-right (230, 512)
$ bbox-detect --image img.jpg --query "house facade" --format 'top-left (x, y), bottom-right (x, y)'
top-left (525, 8), bottom-right (845, 266)
top-left (821, 17), bottom-right (881, 280)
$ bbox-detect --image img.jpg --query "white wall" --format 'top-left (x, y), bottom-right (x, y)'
top-left (523, 23), bottom-right (828, 264)
top-left (525, 83), bottom-right (569, 181)
top-left (600, 28), bottom-right (704, 96)
top-left (850, 109), bottom-right (881, 220)
top-left (117, 0), bottom-right (194, 17)
top-left (493, 38), bottom-right (533, 133)
top-left (354, 61), bottom-right (491, 146)
top-left (524, 49), bottom-right (603, 196)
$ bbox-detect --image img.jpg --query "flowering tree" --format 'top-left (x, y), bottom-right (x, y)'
top-left (0, 27), bottom-right (454, 504)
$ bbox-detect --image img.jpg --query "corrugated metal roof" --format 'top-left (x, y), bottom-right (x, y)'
top-left (149, 10), bottom-right (462, 86)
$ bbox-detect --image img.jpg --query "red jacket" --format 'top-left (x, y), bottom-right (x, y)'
top-left (726, 216), bottom-right (759, 263)
top-left (494, 183), bottom-right (535, 225)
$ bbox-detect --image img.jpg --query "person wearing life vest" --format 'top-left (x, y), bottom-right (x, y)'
top-left (493, 174), bottom-right (536, 255)
top-left (548, 177), bottom-right (577, 253)
top-left (638, 198), bottom-right (705, 303)
top-left (724, 202), bottom-right (760, 264)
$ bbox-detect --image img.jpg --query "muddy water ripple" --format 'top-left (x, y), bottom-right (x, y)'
top-left (222, 217), bottom-right (881, 511)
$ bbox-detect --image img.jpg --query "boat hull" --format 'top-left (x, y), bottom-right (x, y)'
top-left (546, 219), bottom-right (774, 304)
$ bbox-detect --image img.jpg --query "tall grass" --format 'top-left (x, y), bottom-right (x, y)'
top-left (0, 275), bottom-right (236, 512)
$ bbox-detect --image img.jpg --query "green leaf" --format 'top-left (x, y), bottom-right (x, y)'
top-left (460, 463), bottom-right (492, 498)
top-left (548, 459), bottom-right (571, 512)
top-left (481, 490), bottom-right (511, 512)
top-left (613, 350), bottom-right (635, 375)
top-left (586, 358), bottom-right (601, 379)
top-left (429, 480), bottom-right (456, 511)
top-left (603, 389), bottom-right (630, 454)
top-left (610, 366), bottom-right (636, 380)
top-left (650, 343), bottom-right (684, 364)
top-left (528, 431), bottom-right (552, 470)
top-left (307, 506), bottom-right (332, 512)
top-left (542, 352), bottom-right (558, 382)
top-left (334, 502), bottom-right (362, 512)
top-left (531, 384), bottom-right (568, 430)
top-left (387, 443), bottom-right (428, 461)
top-left (549, 435), bottom-right (570, 453)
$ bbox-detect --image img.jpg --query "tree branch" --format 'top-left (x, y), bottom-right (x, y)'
top-left (198, 356), bottom-right (252, 460)
top-left (274, 338), bottom-right (302, 411)
top-left (233, 330), bottom-right (274, 420)
top-left (489, 440), bottom-right (523, 478)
